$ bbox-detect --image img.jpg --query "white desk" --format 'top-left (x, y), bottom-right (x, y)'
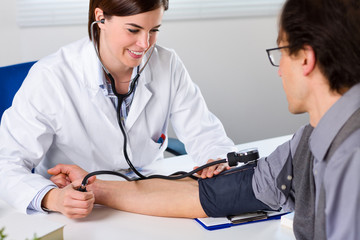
top-left (0, 135), bottom-right (295, 240)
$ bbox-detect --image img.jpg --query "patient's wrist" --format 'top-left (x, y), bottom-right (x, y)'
top-left (87, 179), bottom-right (106, 204)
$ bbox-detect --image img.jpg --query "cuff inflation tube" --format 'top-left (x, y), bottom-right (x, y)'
top-left (78, 148), bottom-right (259, 192)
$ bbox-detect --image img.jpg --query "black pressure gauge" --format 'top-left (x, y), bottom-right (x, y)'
top-left (227, 148), bottom-right (259, 167)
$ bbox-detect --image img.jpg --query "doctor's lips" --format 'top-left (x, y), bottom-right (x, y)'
top-left (128, 49), bottom-right (144, 59)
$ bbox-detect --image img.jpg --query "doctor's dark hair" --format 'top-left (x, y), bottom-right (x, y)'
top-left (88, 0), bottom-right (169, 44)
top-left (279, 0), bottom-right (360, 93)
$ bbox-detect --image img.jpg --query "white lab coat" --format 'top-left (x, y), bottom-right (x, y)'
top-left (0, 37), bottom-right (236, 213)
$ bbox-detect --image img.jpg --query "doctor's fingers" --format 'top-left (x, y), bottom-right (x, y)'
top-left (48, 164), bottom-right (88, 182)
top-left (212, 163), bottom-right (230, 175)
top-left (202, 162), bottom-right (229, 178)
top-left (63, 196), bottom-right (95, 215)
top-left (61, 201), bottom-right (95, 219)
top-left (50, 173), bottom-right (71, 188)
top-left (193, 163), bottom-right (217, 178)
top-left (202, 165), bottom-right (215, 178)
top-left (60, 187), bottom-right (95, 218)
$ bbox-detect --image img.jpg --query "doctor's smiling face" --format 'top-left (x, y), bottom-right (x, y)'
top-left (95, 7), bottom-right (164, 74)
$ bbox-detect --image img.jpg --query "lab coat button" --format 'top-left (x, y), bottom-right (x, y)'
top-left (281, 184), bottom-right (287, 190)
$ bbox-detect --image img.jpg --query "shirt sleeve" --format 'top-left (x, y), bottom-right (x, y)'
top-left (27, 185), bottom-right (57, 214)
top-left (0, 63), bottom-right (63, 213)
top-left (324, 133), bottom-right (360, 240)
top-left (252, 126), bottom-right (305, 211)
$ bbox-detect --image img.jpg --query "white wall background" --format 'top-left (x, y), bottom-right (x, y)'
top-left (0, 1), bottom-right (308, 145)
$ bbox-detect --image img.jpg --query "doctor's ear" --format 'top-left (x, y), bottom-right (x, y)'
top-left (302, 45), bottom-right (316, 76)
top-left (94, 8), bottom-right (105, 24)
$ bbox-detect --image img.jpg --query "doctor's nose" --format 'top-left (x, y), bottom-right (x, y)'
top-left (137, 33), bottom-right (150, 50)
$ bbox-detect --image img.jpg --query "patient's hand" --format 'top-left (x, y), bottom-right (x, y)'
top-left (193, 159), bottom-right (230, 179)
top-left (48, 164), bottom-right (94, 188)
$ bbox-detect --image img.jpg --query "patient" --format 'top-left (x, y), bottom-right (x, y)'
top-left (47, 0), bottom-right (360, 239)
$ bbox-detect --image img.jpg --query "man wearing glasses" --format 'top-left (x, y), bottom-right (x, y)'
top-left (48, 0), bottom-right (360, 239)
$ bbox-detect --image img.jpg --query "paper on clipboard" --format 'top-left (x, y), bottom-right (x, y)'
top-left (195, 210), bottom-right (290, 231)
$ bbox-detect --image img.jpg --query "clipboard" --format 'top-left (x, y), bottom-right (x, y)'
top-left (195, 211), bottom-right (290, 231)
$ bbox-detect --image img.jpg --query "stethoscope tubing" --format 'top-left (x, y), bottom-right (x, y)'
top-left (79, 158), bottom-right (228, 189)
top-left (90, 19), bottom-right (154, 180)
top-left (82, 20), bottom-right (234, 189)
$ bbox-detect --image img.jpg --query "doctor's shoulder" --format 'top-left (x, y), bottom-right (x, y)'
top-left (152, 44), bottom-right (185, 66)
top-left (152, 44), bottom-right (190, 82)
top-left (25, 38), bottom-right (92, 86)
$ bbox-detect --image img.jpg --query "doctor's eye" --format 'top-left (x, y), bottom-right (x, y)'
top-left (127, 29), bottom-right (139, 33)
top-left (150, 28), bottom-right (160, 33)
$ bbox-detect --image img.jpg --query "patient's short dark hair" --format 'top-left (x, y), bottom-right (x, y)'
top-left (280, 0), bottom-right (360, 92)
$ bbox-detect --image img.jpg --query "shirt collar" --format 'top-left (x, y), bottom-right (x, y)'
top-left (310, 83), bottom-right (360, 161)
top-left (98, 67), bottom-right (139, 97)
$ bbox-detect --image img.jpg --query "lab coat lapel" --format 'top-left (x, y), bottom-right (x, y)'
top-left (91, 89), bottom-right (119, 128)
top-left (125, 67), bottom-right (152, 131)
top-left (85, 49), bottom-right (119, 129)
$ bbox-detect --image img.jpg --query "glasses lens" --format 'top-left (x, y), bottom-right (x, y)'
top-left (270, 50), bottom-right (281, 66)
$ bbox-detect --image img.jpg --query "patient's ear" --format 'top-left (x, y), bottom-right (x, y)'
top-left (302, 45), bottom-right (316, 76)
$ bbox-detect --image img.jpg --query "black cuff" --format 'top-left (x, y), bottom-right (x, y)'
top-left (198, 163), bottom-right (273, 217)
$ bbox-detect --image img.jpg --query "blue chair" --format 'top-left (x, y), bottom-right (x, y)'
top-left (166, 137), bottom-right (187, 156)
top-left (0, 61), bottom-right (187, 155)
top-left (0, 61), bottom-right (37, 119)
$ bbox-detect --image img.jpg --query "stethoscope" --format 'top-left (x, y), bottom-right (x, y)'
top-left (90, 19), bottom-right (154, 180)
top-left (78, 20), bottom-right (260, 191)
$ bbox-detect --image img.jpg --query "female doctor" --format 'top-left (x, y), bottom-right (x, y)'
top-left (0, 0), bottom-right (236, 218)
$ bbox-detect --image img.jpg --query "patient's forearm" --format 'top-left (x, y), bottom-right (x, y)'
top-left (88, 178), bottom-right (207, 218)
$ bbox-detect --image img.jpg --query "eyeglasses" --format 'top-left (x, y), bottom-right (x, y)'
top-left (266, 46), bottom-right (289, 67)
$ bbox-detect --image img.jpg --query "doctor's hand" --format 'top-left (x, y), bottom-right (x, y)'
top-left (41, 179), bottom-right (95, 219)
top-left (48, 164), bottom-right (94, 188)
top-left (193, 159), bottom-right (230, 179)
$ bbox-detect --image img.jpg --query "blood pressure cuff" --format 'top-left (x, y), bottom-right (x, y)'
top-left (198, 163), bottom-right (273, 217)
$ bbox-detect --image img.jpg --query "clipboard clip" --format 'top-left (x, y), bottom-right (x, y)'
top-left (227, 211), bottom-right (268, 224)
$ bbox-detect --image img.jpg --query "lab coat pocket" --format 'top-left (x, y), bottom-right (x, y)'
top-left (150, 133), bottom-right (167, 151)
top-left (135, 134), bottom-right (167, 167)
